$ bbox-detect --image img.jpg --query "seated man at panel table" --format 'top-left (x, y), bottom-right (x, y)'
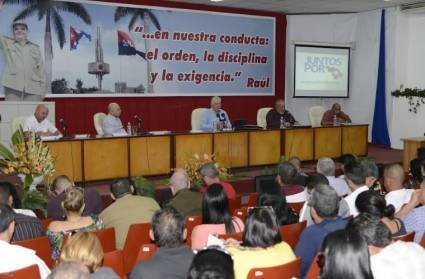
top-left (23, 104), bottom-right (61, 137)
top-left (102, 102), bottom-right (127, 136)
top-left (321, 102), bottom-right (352, 126)
top-left (266, 99), bottom-right (296, 129)
top-left (199, 96), bottom-right (231, 131)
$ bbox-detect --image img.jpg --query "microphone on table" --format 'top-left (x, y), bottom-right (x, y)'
top-left (134, 115), bottom-right (142, 133)
top-left (59, 118), bottom-right (67, 136)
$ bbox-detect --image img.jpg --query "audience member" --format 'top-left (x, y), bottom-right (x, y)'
top-left (187, 248), bottom-right (234, 279)
top-left (356, 190), bottom-right (406, 237)
top-left (295, 184), bottom-right (348, 277)
top-left (288, 156), bottom-right (308, 186)
top-left (299, 174), bottom-right (350, 226)
top-left (347, 213), bottom-right (425, 279)
top-left (166, 169), bottom-right (202, 217)
top-left (344, 161), bottom-right (369, 216)
top-left (397, 188), bottom-right (425, 243)
top-left (102, 102), bottom-right (127, 136)
top-left (60, 232), bottom-right (118, 278)
top-left (5, 181), bottom-right (36, 217)
top-left (0, 182), bottom-right (45, 242)
top-left (276, 162), bottom-right (307, 202)
top-left (100, 178), bottom-right (160, 249)
top-left (265, 99), bottom-right (296, 129)
top-left (360, 159), bottom-right (382, 192)
top-left (47, 261), bottom-right (90, 279)
top-left (47, 175), bottom-right (102, 220)
top-left (191, 184), bottom-right (244, 250)
top-left (383, 164), bottom-right (414, 212)
top-left (227, 207), bottom-right (296, 279)
top-left (337, 153), bottom-right (356, 178)
top-left (321, 103), bottom-right (352, 126)
top-left (409, 158), bottom-right (423, 188)
top-left (200, 96), bottom-right (231, 131)
top-left (257, 192), bottom-right (298, 225)
top-left (131, 207), bottom-right (194, 279)
top-left (316, 157), bottom-right (351, 196)
top-left (23, 104), bottom-right (61, 137)
top-left (320, 229), bottom-right (374, 279)
top-left (0, 204), bottom-right (50, 278)
top-left (47, 187), bottom-right (104, 261)
top-left (200, 163), bottom-right (236, 199)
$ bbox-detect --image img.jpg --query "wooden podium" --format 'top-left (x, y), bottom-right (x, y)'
top-left (402, 137), bottom-right (425, 171)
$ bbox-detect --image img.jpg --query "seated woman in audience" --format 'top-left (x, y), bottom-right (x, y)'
top-left (227, 207), bottom-right (296, 279)
top-left (356, 190), bottom-right (406, 237)
top-left (187, 248), bottom-right (234, 279)
top-left (257, 192), bottom-right (298, 225)
top-left (47, 188), bottom-right (104, 261)
top-left (320, 229), bottom-right (374, 279)
top-left (60, 232), bottom-right (118, 278)
top-left (191, 184), bottom-right (244, 250)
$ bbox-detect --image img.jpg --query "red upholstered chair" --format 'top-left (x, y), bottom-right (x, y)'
top-left (305, 253), bottom-right (322, 279)
top-left (40, 218), bottom-right (53, 230)
top-left (135, 244), bottom-right (158, 264)
top-left (247, 193), bottom-right (258, 207)
top-left (122, 223), bottom-right (152, 274)
top-left (288, 202), bottom-right (305, 215)
top-left (420, 233), bottom-right (425, 249)
top-left (218, 232), bottom-right (243, 241)
top-left (246, 257), bottom-right (302, 279)
top-left (280, 220), bottom-right (307, 250)
top-left (13, 236), bottom-right (54, 269)
top-left (229, 196), bottom-right (242, 216)
top-left (233, 208), bottom-right (248, 223)
top-left (93, 227), bottom-right (116, 253)
top-left (103, 250), bottom-right (126, 279)
top-left (392, 231), bottom-right (415, 242)
top-left (0, 264), bottom-right (40, 279)
top-left (185, 216), bottom-right (202, 246)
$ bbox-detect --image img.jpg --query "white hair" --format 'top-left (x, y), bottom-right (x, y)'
top-left (316, 157), bottom-right (335, 177)
top-left (210, 96), bottom-right (221, 105)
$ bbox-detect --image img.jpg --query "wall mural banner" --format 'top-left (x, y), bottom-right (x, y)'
top-left (0, 0), bottom-right (275, 97)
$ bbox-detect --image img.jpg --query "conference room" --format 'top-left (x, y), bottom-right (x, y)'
top-left (0, 0), bottom-right (424, 278)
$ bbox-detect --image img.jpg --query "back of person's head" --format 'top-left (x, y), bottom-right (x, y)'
top-left (202, 184), bottom-right (234, 233)
top-left (257, 193), bottom-right (291, 225)
top-left (320, 229), bottom-right (374, 279)
top-left (52, 175), bottom-right (73, 193)
top-left (360, 159), bottom-right (379, 179)
top-left (110, 178), bottom-right (132, 199)
top-left (417, 147), bottom-right (425, 160)
top-left (187, 248), bottom-right (234, 279)
top-left (356, 190), bottom-right (395, 218)
top-left (278, 162), bottom-right (298, 184)
top-left (170, 169), bottom-right (190, 192)
top-left (47, 261), bottom-right (90, 279)
top-left (410, 158), bottom-right (423, 184)
top-left (305, 173), bottom-right (329, 192)
top-left (384, 163), bottom-right (404, 191)
top-left (344, 161), bottom-right (366, 186)
top-left (0, 204), bottom-right (15, 235)
top-left (62, 187), bottom-right (85, 214)
top-left (338, 154), bottom-right (356, 171)
top-left (151, 207), bottom-right (185, 248)
top-left (316, 157), bottom-right (336, 177)
top-left (308, 184), bottom-right (339, 219)
top-left (346, 213), bottom-right (391, 248)
top-left (200, 163), bottom-right (219, 179)
top-left (60, 232), bottom-right (103, 273)
top-left (0, 182), bottom-right (12, 205)
top-left (243, 207), bottom-right (281, 248)
top-left (288, 157), bottom-right (302, 171)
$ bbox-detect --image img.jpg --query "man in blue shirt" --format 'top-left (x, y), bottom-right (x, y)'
top-left (200, 96), bottom-right (231, 131)
top-left (295, 184), bottom-right (348, 278)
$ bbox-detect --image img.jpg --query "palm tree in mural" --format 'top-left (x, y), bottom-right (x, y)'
top-left (4, 0), bottom-right (91, 93)
top-left (114, 7), bottom-right (161, 93)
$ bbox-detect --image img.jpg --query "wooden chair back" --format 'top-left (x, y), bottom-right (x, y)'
top-left (93, 227), bottom-right (116, 253)
top-left (13, 236), bottom-right (54, 269)
top-left (185, 215), bottom-right (202, 246)
top-left (280, 220), bottom-right (307, 250)
top-left (0, 264), bottom-right (40, 279)
top-left (392, 231), bottom-right (415, 242)
top-left (103, 250), bottom-right (125, 279)
top-left (246, 257), bottom-right (302, 279)
top-left (122, 223), bottom-right (152, 274)
top-left (135, 244), bottom-right (158, 264)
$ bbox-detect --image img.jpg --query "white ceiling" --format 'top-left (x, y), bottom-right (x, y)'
top-left (166, 0), bottom-right (423, 14)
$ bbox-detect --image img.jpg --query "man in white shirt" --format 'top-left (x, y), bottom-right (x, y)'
top-left (199, 96), bottom-right (231, 131)
top-left (316, 157), bottom-right (351, 197)
top-left (102, 102), bottom-right (127, 136)
top-left (23, 104), bottom-right (60, 137)
top-left (343, 161), bottom-right (369, 216)
top-left (384, 164), bottom-right (414, 212)
top-left (347, 213), bottom-right (425, 279)
top-left (0, 204), bottom-right (50, 278)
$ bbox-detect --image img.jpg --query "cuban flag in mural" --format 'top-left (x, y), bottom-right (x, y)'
top-left (117, 30), bottom-right (145, 59)
top-left (70, 26), bottom-right (92, 50)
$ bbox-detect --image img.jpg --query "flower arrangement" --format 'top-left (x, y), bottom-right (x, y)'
top-left (182, 153), bottom-right (230, 189)
top-left (0, 127), bottom-right (55, 190)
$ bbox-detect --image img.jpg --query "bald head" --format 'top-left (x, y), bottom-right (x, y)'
top-left (108, 103), bottom-right (122, 117)
top-left (384, 164), bottom-right (405, 192)
top-left (170, 169), bottom-right (189, 194)
top-left (34, 104), bottom-right (49, 123)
